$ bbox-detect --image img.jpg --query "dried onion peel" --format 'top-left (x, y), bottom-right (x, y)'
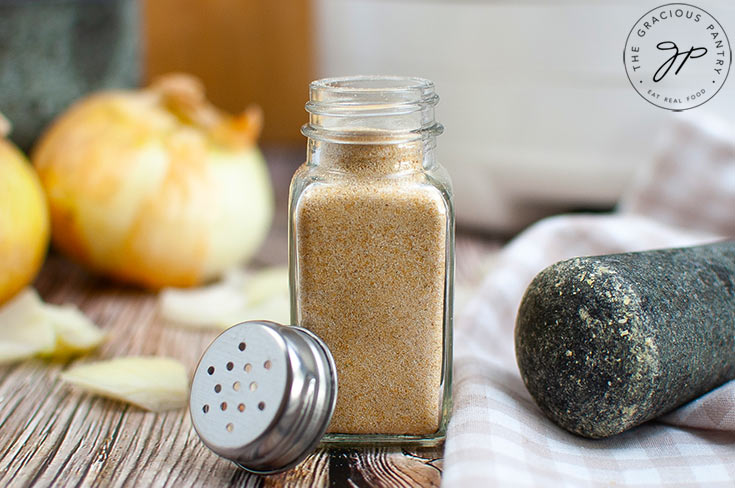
top-left (61, 357), bottom-right (188, 412)
top-left (0, 287), bottom-right (105, 363)
top-left (159, 266), bottom-right (290, 329)
top-left (0, 288), bottom-right (55, 363)
top-left (43, 303), bottom-right (106, 357)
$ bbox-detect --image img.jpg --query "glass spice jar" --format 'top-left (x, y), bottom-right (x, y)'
top-left (288, 76), bottom-right (454, 446)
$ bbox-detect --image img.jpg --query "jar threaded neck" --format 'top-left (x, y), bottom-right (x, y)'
top-left (302, 75), bottom-right (443, 144)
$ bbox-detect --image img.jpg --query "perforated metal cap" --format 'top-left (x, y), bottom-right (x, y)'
top-left (189, 320), bottom-right (337, 474)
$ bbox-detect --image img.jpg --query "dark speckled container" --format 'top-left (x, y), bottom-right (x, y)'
top-left (0, 0), bottom-right (140, 150)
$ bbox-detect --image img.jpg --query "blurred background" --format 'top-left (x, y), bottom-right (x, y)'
top-left (0, 1), bottom-right (732, 480)
top-left (2, 0), bottom-right (733, 236)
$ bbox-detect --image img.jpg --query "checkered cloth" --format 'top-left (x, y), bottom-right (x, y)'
top-left (444, 114), bottom-right (735, 487)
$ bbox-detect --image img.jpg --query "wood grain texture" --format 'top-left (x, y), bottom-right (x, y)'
top-left (0, 146), bottom-right (501, 487)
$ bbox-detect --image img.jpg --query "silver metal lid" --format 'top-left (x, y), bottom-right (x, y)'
top-left (189, 320), bottom-right (337, 474)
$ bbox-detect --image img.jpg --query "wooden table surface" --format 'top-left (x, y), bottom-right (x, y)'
top-left (0, 146), bottom-right (500, 487)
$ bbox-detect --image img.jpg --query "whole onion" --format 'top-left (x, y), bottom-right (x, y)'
top-left (33, 74), bottom-right (273, 288)
top-left (0, 114), bottom-right (50, 304)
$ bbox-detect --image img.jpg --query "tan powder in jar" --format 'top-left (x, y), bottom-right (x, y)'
top-left (294, 142), bottom-right (447, 435)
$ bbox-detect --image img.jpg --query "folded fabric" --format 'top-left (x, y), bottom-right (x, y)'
top-left (444, 114), bottom-right (735, 487)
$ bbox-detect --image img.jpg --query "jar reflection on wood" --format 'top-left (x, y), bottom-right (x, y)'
top-left (288, 76), bottom-right (454, 445)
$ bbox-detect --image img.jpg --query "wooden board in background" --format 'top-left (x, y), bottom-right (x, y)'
top-left (143, 0), bottom-right (314, 143)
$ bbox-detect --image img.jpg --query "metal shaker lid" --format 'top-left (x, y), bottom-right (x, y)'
top-left (189, 320), bottom-right (337, 474)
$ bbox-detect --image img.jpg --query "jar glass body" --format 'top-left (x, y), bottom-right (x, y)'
top-left (288, 77), bottom-right (454, 446)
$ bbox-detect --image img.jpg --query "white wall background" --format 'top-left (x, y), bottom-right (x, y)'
top-left (314, 0), bottom-right (735, 232)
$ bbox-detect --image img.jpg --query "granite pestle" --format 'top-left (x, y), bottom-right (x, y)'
top-left (515, 241), bottom-right (735, 438)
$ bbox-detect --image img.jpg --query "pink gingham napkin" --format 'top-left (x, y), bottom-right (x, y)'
top-left (444, 114), bottom-right (735, 487)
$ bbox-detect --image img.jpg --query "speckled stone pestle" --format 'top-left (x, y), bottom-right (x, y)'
top-left (515, 241), bottom-right (735, 439)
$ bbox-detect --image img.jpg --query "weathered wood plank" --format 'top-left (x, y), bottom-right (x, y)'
top-left (0, 256), bottom-right (455, 488)
top-left (0, 145), bottom-right (500, 487)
